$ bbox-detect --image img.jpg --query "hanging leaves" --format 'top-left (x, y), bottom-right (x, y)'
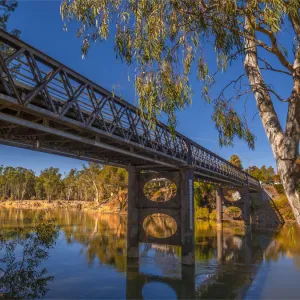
top-left (60, 0), bottom-right (299, 149)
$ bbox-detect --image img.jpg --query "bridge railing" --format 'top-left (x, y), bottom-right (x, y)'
top-left (0, 29), bottom-right (260, 189)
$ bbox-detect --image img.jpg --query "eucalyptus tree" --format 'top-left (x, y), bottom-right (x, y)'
top-left (61, 0), bottom-right (300, 223)
top-left (0, 0), bottom-right (18, 31)
top-left (39, 168), bottom-right (62, 201)
top-left (80, 163), bottom-right (104, 203)
top-left (0, 0), bottom-right (20, 63)
top-left (100, 166), bottom-right (128, 210)
top-left (245, 164), bottom-right (276, 183)
top-left (0, 166), bottom-right (35, 200)
top-left (63, 168), bottom-right (79, 201)
top-left (229, 154), bottom-right (243, 170)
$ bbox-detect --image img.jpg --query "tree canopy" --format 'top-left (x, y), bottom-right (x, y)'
top-left (229, 154), bottom-right (243, 169)
top-left (60, 0), bottom-right (298, 147)
top-left (245, 165), bottom-right (276, 183)
top-left (60, 0), bottom-right (300, 223)
top-left (0, 164), bottom-right (128, 207)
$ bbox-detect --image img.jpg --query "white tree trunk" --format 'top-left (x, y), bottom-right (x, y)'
top-left (244, 12), bottom-right (300, 224)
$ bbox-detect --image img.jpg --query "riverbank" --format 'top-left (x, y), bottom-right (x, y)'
top-left (0, 199), bottom-right (127, 214)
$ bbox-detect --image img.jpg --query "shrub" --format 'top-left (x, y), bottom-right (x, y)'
top-left (209, 210), bottom-right (217, 220)
top-left (195, 207), bottom-right (209, 219)
top-left (273, 194), bottom-right (294, 221)
top-left (274, 184), bottom-right (284, 195)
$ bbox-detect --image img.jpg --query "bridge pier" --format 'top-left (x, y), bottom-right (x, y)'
top-left (216, 186), bottom-right (223, 229)
top-left (180, 168), bottom-right (195, 265)
top-left (217, 226), bottom-right (224, 262)
top-left (126, 167), bottom-right (195, 265)
top-left (243, 185), bottom-right (251, 230)
top-left (127, 167), bottom-right (140, 258)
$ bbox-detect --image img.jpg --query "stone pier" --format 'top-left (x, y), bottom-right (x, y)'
top-left (126, 167), bottom-right (195, 265)
top-left (216, 186), bottom-right (223, 229)
top-left (243, 184), bottom-right (251, 230)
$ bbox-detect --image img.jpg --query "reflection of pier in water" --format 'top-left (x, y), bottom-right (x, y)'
top-left (128, 217), bottom-right (272, 299)
top-left (0, 208), bottom-right (274, 299)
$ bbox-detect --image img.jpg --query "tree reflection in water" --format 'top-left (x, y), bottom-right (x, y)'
top-left (143, 213), bottom-right (177, 238)
top-left (0, 214), bottom-right (59, 299)
top-left (0, 207), bottom-right (299, 299)
top-left (264, 225), bottom-right (300, 269)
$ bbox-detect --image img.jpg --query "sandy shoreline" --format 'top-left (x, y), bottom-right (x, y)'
top-left (0, 199), bottom-right (127, 215)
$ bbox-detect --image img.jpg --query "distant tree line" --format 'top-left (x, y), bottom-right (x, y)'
top-left (228, 154), bottom-right (298, 186)
top-left (1, 154), bottom-right (295, 208)
top-left (245, 165), bottom-right (276, 184)
top-left (0, 164), bottom-right (128, 207)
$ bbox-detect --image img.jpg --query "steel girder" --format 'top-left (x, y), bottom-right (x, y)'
top-left (0, 29), bottom-right (260, 190)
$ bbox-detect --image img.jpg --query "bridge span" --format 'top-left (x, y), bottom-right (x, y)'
top-left (0, 29), bottom-right (262, 265)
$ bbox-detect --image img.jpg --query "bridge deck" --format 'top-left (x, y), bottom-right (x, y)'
top-left (0, 29), bottom-right (260, 190)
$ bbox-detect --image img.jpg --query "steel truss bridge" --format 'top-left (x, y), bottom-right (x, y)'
top-left (0, 29), bottom-right (260, 191)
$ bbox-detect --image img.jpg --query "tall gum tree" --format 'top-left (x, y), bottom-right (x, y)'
top-left (60, 0), bottom-right (300, 223)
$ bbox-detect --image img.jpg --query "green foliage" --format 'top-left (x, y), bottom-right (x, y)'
top-left (39, 168), bottom-right (62, 201)
top-left (60, 0), bottom-right (300, 150)
top-left (273, 194), bottom-right (294, 221)
top-left (265, 225), bottom-right (300, 263)
top-left (195, 207), bottom-right (210, 219)
top-left (0, 166), bottom-right (35, 200)
top-left (0, 0), bottom-right (18, 31)
top-left (245, 165), bottom-right (276, 184)
top-left (0, 0), bottom-right (20, 77)
top-left (59, 0), bottom-right (300, 223)
top-left (213, 102), bottom-right (255, 149)
top-left (194, 181), bottom-right (215, 209)
top-left (0, 164), bottom-right (128, 207)
top-left (229, 154), bottom-right (243, 169)
top-left (209, 210), bottom-right (217, 220)
top-left (274, 184), bottom-right (285, 195)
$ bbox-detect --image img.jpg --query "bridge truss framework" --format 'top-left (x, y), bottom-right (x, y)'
top-left (0, 29), bottom-right (262, 265)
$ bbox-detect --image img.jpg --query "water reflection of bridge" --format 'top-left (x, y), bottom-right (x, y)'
top-left (0, 208), bottom-right (277, 299)
top-left (127, 227), bottom-right (268, 299)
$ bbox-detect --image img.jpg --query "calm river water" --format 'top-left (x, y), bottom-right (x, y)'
top-left (1, 207), bottom-right (300, 299)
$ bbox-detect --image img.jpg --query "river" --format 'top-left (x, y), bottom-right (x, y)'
top-left (0, 207), bottom-right (300, 299)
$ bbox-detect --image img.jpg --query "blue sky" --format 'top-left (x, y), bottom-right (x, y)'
top-left (1, 0), bottom-right (290, 175)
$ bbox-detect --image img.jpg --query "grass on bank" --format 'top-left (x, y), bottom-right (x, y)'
top-left (273, 194), bottom-right (295, 222)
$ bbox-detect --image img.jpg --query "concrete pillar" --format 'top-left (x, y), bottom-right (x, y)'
top-left (126, 257), bottom-right (142, 299)
top-left (216, 186), bottom-right (223, 228)
top-left (127, 166), bottom-right (140, 258)
top-left (244, 230), bottom-right (252, 265)
top-left (217, 226), bottom-right (224, 263)
top-left (180, 168), bottom-right (195, 265)
top-left (243, 185), bottom-right (251, 230)
top-left (179, 265), bottom-right (195, 298)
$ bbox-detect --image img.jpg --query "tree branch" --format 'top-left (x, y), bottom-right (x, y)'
top-left (257, 57), bottom-right (292, 76)
top-left (256, 25), bottom-right (293, 72)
